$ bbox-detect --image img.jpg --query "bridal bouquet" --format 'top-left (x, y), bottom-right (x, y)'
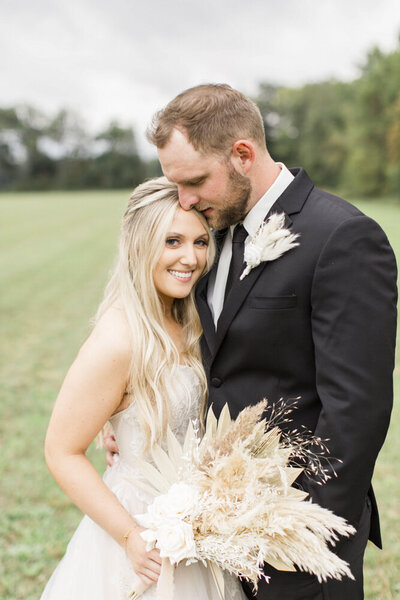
top-left (128, 400), bottom-right (355, 599)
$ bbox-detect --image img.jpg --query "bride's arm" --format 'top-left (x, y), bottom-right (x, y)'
top-left (44, 306), bottom-right (161, 586)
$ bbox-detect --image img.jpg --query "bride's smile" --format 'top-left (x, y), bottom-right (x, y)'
top-left (152, 207), bottom-right (209, 304)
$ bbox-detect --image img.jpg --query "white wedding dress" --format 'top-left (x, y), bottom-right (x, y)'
top-left (41, 365), bottom-right (247, 600)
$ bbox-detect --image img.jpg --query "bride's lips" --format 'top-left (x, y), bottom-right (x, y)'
top-left (168, 270), bottom-right (194, 282)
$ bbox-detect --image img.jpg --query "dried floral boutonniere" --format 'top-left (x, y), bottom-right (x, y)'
top-left (240, 212), bottom-right (300, 280)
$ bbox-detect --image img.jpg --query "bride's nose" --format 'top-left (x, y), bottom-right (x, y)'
top-left (179, 243), bottom-right (197, 267)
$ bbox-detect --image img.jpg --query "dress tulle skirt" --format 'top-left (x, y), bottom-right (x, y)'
top-left (41, 366), bottom-right (246, 600)
top-left (40, 461), bottom-right (245, 600)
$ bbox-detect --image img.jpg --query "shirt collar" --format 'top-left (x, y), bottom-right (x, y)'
top-left (237, 162), bottom-right (294, 237)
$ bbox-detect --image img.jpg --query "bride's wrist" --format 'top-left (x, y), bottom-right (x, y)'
top-left (122, 523), bottom-right (140, 549)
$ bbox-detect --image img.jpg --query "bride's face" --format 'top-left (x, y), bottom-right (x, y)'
top-left (153, 208), bottom-right (209, 304)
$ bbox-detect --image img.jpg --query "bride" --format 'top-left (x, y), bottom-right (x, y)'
top-left (41, 177), bottom-right (246, 599)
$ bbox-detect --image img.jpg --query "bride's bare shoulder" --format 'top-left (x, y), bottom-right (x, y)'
top-left (80, 303), bottom-right (132, 364)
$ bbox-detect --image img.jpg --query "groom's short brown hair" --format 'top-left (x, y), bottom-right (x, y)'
top-left (146, 83), bottom-right (266, 155)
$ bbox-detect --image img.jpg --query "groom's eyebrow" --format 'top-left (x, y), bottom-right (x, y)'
top-left (180, 174), bottom-right (208, 186)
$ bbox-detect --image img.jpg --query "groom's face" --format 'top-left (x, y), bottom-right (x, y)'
top-left (158, 129), bottom-right (251, 229)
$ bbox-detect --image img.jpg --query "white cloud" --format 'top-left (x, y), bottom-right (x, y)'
top-left (1, 0), bottom-right (399, 156)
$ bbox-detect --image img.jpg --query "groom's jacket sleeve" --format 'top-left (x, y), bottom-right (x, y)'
top-left (305, 214), bottom-right (397, 533)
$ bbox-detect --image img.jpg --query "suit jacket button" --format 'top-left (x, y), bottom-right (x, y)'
top-left (211, 377), bottom-right (222, 387)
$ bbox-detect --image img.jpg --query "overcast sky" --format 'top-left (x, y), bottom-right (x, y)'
top-left (1, 0), bottom-right (399, 156)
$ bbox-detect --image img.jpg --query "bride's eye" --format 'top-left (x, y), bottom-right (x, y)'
top-left (166, 237), bottom-right (180, 247)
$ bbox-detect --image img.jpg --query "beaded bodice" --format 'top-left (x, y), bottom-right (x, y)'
top-left (108, 365), bottom-right (202, 470)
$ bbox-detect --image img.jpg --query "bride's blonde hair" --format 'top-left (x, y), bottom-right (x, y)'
top-left (96, 177), bottom-right (215, 448)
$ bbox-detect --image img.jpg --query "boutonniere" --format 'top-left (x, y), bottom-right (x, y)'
top-left (240, 213), bottom-right (300, 280)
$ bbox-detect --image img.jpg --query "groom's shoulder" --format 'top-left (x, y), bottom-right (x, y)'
top-left (307, 185), bottom-right (363, 222)
top-left (300, 182), bottom-right (383, 242)
top-left (299, 185), bottom-right (395, 262)
top-left (288, 167), bottom-right (365, 231)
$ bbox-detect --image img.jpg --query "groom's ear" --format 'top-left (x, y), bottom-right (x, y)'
top-left (230, 140), bottom-right (255, 174)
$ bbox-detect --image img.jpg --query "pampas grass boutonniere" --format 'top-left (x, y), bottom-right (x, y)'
top-left (240, 212), bottom-right (300, 280)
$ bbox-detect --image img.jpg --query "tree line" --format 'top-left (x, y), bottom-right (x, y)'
top-left (0, 108), bottom-right (161, 191)
top-left (256, 39), bottom-right (400, 197)
top-left (1, 36), bottom-right (399, 196)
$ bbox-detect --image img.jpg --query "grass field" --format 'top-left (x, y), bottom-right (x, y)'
top-left (0, 190), bottom-right (399, 600)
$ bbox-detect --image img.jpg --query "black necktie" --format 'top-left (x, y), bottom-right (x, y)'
top-left (224, 224), bottom-right (247, 300)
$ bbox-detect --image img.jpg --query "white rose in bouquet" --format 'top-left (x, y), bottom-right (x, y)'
top-left (141, 495), bottom-right (172, 528)
top-left (155, 521), bottom-right (197, 565)
top-left (135, 483), bottom-right (199, 563)
top-left (136, 482), bottom-right (198, 530)
top-left (164, 482), bottom-right (199, 518)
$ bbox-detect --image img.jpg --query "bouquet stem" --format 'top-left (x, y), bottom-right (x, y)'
top-left (128, 578), bottom-right (149, 599)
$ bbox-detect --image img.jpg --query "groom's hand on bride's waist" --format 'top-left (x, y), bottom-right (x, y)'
top-left (104, 430), bottom-right (120, 467)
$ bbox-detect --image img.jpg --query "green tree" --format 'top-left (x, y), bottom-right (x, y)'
top-left (256, 80), bottom-right (354, 189)
top-left (342, 40), bottom-right (400, 196)
top-left (0, 108), bottom-right (20, 188)
top-left (255, 34), bottom-right (400, 198)
top-left (90, 122), bottom-right (145, 188)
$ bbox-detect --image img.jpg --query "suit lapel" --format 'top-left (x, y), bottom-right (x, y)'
top-left (272, 167), bottom-right (313, 216)
top-left (196, 273), bottom-right (215, 354)
top-left (212, 168), bottom-right (314, 360)
top-left (213, 253), bottom-right (272, 357)
top-left (213, 209), bottom-right (293, 357)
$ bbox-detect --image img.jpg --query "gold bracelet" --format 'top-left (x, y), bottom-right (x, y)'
top-left (123, 525), bottom-right (138, 548)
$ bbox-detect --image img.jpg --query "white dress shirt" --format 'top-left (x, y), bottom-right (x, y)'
top-left (207, 163), bottom-right (294, 327)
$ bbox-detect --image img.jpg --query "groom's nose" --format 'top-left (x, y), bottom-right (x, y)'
top-left (178, 186), bottom-right (199, 210)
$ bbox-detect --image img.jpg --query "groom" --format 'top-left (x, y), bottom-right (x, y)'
top-left (147, 84), bottom-right (397, 599)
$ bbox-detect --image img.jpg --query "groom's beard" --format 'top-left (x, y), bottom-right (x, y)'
top-left (205, 166), bottom-right (252, 230)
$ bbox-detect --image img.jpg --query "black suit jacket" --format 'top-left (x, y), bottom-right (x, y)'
top-left (195, 168), bottom-right (397, 547)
